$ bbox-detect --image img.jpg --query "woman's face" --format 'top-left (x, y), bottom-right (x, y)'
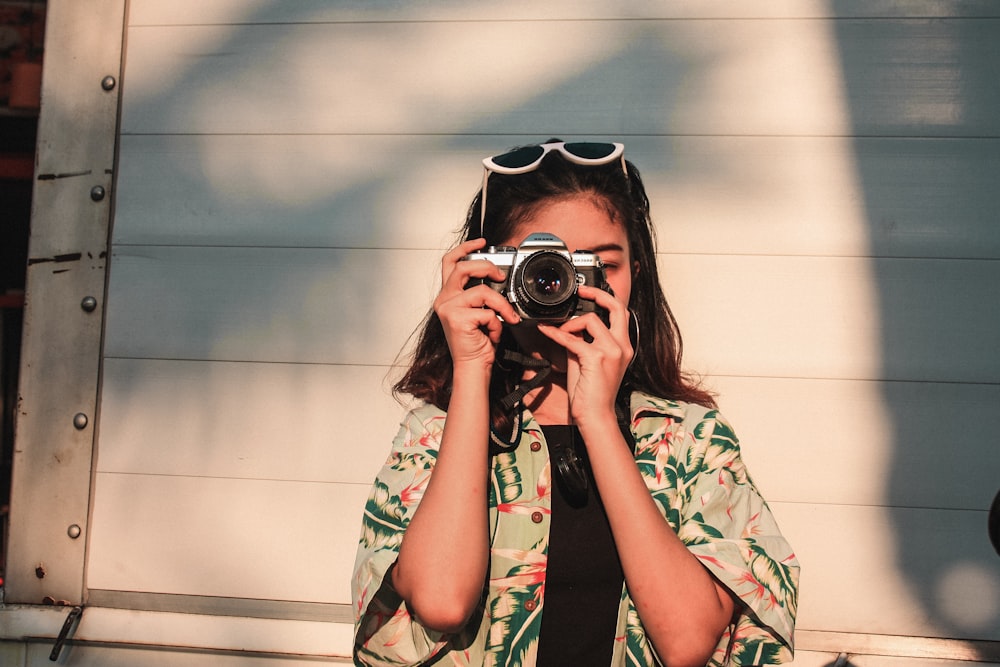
top-left (502, 195), bottom-right (634, 308)
top-left (500, 195), bottom-right (635, 367)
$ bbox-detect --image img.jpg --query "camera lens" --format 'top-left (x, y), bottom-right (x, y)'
top-left (533, 266), bottom-right (563, 297)
top-left (514, 251), bottom-right (577, 315)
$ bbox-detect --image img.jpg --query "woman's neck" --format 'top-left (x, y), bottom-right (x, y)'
top-left (522, 376), bottom-right (572, 426)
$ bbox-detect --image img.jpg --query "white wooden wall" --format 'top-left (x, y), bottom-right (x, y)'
top-left (79, 0), bottom-right (1000, 663)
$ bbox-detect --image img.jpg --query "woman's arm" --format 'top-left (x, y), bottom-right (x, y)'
top-left (538, 286), bottom-right (733, 666)
top-left (392, 362), bottom-right (493, 632)
top-left (392, 239), bottom-right (522, 633)
top-left (581, 417), bottom-right (735, 667)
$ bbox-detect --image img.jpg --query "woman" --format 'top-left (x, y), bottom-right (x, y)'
top-left (352, 140), bottom-right (798, 666)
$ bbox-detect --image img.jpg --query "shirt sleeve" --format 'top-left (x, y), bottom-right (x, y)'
top-left (351, 405), bottom-right (454, 666)
top-left (677, 409), bottom-right (800, 666)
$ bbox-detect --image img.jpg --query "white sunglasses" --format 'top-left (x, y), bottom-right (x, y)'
top-left (478, 141), bottom-right (627, 237)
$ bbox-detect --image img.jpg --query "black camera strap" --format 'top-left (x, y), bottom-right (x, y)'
top-left (498, 350), bottom-right (552, 412)
top-left (489, 351), bottom-right (637, 460)
top-left (489, 350), bottom-right (551, 454)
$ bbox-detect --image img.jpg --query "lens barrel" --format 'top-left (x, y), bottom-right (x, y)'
top-left (513, 251), bottom-right (577, 318)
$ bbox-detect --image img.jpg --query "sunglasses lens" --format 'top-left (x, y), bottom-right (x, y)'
top-left (491, 145), bottom-right (546, 169)
top-left (563, 142), bottom-right (618, 161)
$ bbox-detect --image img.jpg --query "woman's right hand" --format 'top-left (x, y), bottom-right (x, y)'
top-left (434, 238), bottom-right (521, 369)
top-left (396, 238), bottom-right (510, 632)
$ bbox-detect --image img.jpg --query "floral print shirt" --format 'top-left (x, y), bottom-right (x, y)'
top-left (352, 391), bottom-right (799, 666)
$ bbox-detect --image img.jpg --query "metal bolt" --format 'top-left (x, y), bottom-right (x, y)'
top-left (101, 75), bottom-right (116, 91)
top-left (67, 525), bottom-right (82, 539)
top-left (81, 296), bottom-right (98, 312)
top-left (90, 185), bottom-right (106, 202)
top-left (73, 413), bottom-right (88, 430)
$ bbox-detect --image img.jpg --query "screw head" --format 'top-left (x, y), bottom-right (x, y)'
top-left (81, 296), bottom-right (98, 312)
top-left (90, 185), bottom-right (106, 202)
top-left (68, 525), bottom-right (82, 539)
top-left (101, 75), bottom-right (117, 91)
top-left (73, 413), bottom-right (89, 430)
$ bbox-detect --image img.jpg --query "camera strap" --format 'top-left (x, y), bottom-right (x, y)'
top-left (497, 350), bottom-right (552, 412)
top-left (489, 352), bottom-right (636, 458)
top-left (488, 350), bottom-right (552, 454)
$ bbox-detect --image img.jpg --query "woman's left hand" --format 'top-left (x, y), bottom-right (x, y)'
top-left (537, 285), bottom-right (633, 426)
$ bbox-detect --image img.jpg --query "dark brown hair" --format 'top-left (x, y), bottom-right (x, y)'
top-left (394, 141), bottom-right (715, 425)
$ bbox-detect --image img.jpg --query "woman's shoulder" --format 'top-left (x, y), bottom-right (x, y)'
top-left (628, 390), bottom-right (738, 447)
top-left (628, 389), bottom-right (719, 424)
top-left (401, 398), bottom-right (447, 421)
top-left (391, 400), bottom-right (448, 446)
top-left (628, 391), bottom-right (753, 489)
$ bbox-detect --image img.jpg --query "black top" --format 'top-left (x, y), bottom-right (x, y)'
top-left (535, 425), bottom-right (625, 666)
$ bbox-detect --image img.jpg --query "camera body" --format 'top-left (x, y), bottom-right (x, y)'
top-left (463, 232), bottom-right (612, 323)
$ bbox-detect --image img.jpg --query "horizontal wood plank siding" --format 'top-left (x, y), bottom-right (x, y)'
top-left (81, 1), bottom-right (1000, 661)
top-left (119, 19), bottom-right (1000, 138)
top-left (114, 134), bottom-right (1000, 259)
top-left (124, 2), bottom-right (1000, 25)
top-left (101, 246), bottom-right (1000, 384)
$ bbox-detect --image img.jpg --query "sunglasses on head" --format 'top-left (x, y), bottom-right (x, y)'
top-left (477, 141), bottom-right (627, 237)
top-left (483, 141), bottom-right (626, 174)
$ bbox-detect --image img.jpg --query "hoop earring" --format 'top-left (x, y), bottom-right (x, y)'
top-left (627, 309), bottom-right (640, 369)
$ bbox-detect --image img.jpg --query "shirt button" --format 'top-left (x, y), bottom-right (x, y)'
top-left (531, 511), bottom-right (543, 523)
top-left (524, 599), bottom-right (537, 611)
top-left (530, 442), bottom-right (541, 452)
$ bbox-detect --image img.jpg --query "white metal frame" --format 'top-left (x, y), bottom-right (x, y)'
top-left (5, 0), bottom-right (126, 604)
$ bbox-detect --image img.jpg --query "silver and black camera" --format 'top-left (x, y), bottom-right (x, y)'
top-left (464, 232), bottom-right (612, 323)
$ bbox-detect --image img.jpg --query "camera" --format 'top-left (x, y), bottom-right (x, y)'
top-left (463, 232), bottom-right (612, 323)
